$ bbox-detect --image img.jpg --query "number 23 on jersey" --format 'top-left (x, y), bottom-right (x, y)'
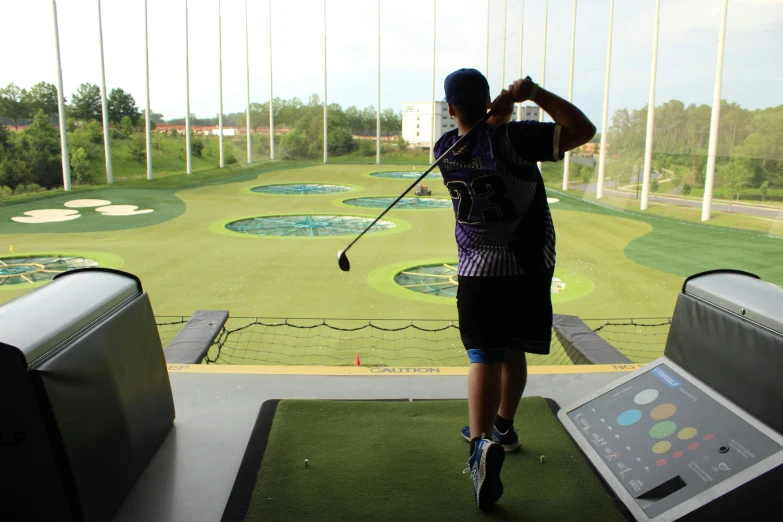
top-left (446, 174), bottom-right (519, 224)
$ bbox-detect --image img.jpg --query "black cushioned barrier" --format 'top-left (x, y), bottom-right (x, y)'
top-left (553, 314), bottom-right (632, 364)
top-left (164, 310), bottom-right (229, 364)
top-left (0, 269), bottom-right (175, 522)
top-left (666, 292), bottom-right (783, 436)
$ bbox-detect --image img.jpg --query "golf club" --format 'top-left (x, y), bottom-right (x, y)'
top-left (337, 88), bottom-right (520, 272)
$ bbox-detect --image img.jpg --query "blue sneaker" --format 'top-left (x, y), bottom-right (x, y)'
top-left (461, 425), bottom-right (522, 452)
top-left (464, 439), bottom-right (504, 510)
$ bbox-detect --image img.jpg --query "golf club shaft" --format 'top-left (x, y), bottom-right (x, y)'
top-left (339, 107), bottom-right (498, 258)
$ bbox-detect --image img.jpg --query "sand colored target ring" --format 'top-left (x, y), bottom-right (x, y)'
top-left (11, 209), bottom-right (81, 223)
top-left (95, 205), bottom-right (154, 216)
top-left (64, 199), bottom-right (111, 208)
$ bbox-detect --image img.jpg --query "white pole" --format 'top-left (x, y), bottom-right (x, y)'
top-left (430, 0), bottom-right (437, 164)
top-left (702, 0), bottom-right (729, 222)
top-left (376, 0), bottom-right (381, 165)
top-left (485, 0), bottom-right (490, 77)
top-left (501, 0), bottom-right (507, 89)
top-left (562, 0), bottom-right (577, 190)
top-left (516, 0), bottom-right (524, 121)
top-left (596, 0), bottom-right (614, 199)
top-left (536, 0), bottom-right (547, 173)
top-left (97, 0), bottom-right (113, 184)
top-left (269, 0), bottom-right (275, 159)
top-left (323, 0), bottom-right (328, 164)
top-left (218, 0), bottom-right (225, 168)
top-left (640, 0), bottom-right (661, 210)
top-left (52, 0), bottom-right (71, 191)
top-left (144, 0), bottom-right (153, 180)
top-left (185, 0), bottom-right (192, 174)
top-left (245, 0), bottom-right (252, 165)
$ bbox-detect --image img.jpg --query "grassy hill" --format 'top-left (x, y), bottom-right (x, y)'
top-left (78, 132), bottom-right (429, 183)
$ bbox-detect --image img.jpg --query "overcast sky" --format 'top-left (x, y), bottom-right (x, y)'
top-left (3, 0), bottom-right (782, 125)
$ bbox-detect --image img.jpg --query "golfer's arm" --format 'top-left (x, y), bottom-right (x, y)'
top-left (533, 88), bottom-right (596, 156)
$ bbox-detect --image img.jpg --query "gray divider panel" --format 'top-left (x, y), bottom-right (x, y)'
top-left (0, 269), bottom-right (175, 522)
top-left (553, 314), bottom-right (632, 364)
top-left (164, 310), bottom-right (229, 364)
top-left (665, 271), bottom-right (783, 436)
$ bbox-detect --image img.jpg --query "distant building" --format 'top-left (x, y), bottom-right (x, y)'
top-left (577, 142), bottom-right (606, 155)
top-left (401, 101), bottom-right (453, 148)
top-left (153, 124), bottom-right (227, 135)
top-left (518, 105), bottom-right (540, 122)
top-left (401, 102), bottom-right (540, 148)
top-left (204, 127), bottom-right (237, 136)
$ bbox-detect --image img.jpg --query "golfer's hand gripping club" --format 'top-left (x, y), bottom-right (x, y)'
top-left (336, 82), bottom-right (531, 272)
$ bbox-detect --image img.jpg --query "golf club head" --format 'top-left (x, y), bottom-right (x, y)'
top-left (337, 250), bottom-right (350, 272)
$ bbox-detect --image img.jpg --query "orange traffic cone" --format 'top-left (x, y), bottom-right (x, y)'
top-left (354, 352), bottom-right (361, 367)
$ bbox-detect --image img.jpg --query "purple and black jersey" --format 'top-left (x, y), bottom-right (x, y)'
top-left (434, 120), bottom-right (560, 277)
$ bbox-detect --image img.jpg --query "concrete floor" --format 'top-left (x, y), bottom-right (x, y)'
top-left (111, 371), bottom-right (626, 522)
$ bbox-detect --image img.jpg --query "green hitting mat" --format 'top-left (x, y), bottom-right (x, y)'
top-left (222, 397), bottom-right (628, 522)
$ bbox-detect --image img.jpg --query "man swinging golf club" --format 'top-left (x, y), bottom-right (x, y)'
top-left (434, 69), bottom-right (595, 510)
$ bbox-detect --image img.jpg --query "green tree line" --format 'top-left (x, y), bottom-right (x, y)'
top-left (607, 100), bottom-right (782, 201)
top-left (166, 94), bottom-right (402, 139)
top-left (0, 80), bottom-right (405, 191)
top-left (0, 81), bottom-right (155, 192)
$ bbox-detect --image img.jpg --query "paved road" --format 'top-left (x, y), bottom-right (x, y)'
top-left (570, 182), bottom-right (782, 220)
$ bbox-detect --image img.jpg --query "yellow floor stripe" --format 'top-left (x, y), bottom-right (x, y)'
top-left (166, 363), bottom-right (644, 376)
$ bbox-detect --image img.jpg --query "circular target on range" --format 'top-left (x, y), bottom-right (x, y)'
top-left (343, 197), bottom-right (451, 210)
top-left (225, 215), bottom-right (396, 237)
top-left (394, 263), bottom-right (568, 299)
top-left (370, 171), bottom-right (440, 180)
top-left (251, 183), bottom-right (352, 195)
top-left (0, 255), bottom-right (98, 286)
top-left (394, 263), bottom-right (459, 298)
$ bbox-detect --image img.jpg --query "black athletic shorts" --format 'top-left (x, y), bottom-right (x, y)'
top-left (456, 265), bottom-right (555, 355)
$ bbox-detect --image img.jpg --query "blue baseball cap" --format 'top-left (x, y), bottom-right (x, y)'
top-left (444, 68), bottom-right (490, 105)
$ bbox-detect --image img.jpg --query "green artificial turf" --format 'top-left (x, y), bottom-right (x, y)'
top-left (0, 188), bottom-right (185, 234)
top-left (549, 189), bottom-right (783, 284)
top-left (0, 162), bottom-right (780, 365)
top-left (245, 398), bottom-right (625, 522)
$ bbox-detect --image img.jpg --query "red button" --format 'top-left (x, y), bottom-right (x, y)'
top-left (657, 458), bottom-right (667, 466)
top-left (673, 451), bottom-right (684, 458)
top-left (703, 434), bottom-right (714, 441)
top-left (688, 442), bottom-right (699, 450)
